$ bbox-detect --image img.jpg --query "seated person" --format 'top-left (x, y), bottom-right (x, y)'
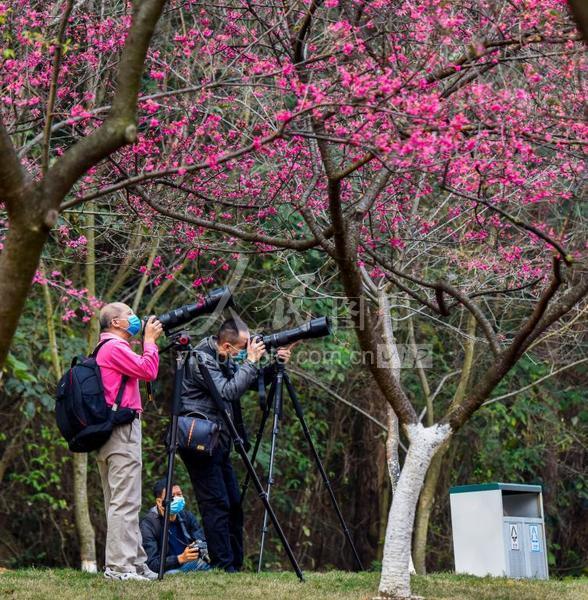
top-left (140, 478), bottom-right (210, 574)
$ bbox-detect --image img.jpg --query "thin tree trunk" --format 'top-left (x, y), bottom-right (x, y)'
top-left (568, 0), bottom-right (588, 42)
top-left (71, 204), bottom-right (99, 573)
top-left (131, 237), bottom-right (159, 313)
top-left (378, 286), bottom-right (416, 576)
top-left (72, 454), bottom-right (97, 572)
top-left (412, 313), bottom-right (477, 574)
top-left (41, 254), bottom-right (98, 573)
top-left (40, 261), bottom-right (62, 376)
top-left (104, 222), bottom-right (143, 301)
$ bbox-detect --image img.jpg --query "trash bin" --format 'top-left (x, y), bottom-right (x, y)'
top-left (449, 482), bottom-right (549, 579)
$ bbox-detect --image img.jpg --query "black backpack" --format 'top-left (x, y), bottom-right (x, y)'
top-left (55, 339), bottom-right (136, 452)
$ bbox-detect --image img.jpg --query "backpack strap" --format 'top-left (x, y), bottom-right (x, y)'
top-left (91, 338), bottom-right (113, 358)
top-left (91, 339), bottom-right (129, 413)
top-left (111, 375), bottom-right (129, 413)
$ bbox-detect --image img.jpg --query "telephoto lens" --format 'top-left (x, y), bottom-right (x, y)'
top-left (254, 316), bottom-right (332, 350)
top-left (153, 286), bottom-right (233, 333)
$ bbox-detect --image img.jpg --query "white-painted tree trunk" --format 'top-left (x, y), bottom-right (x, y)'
top-left (377, 423), bottom-right (452, 599)
top-left (385, 405), bottom-right (416, 576)
top-left (81, 559), bottom-right (98, 573)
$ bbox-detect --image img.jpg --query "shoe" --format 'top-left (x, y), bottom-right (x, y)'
top-left (104, 567), bottom-right (148, 581)
top-left (136, 564), bottom-right (158, 581)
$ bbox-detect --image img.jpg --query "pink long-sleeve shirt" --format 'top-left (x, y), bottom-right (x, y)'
top-left (96, 332), bottom-right (160, 412)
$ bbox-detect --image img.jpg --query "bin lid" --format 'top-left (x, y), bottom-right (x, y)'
top-left (449, 482), bottom-right (542, 494)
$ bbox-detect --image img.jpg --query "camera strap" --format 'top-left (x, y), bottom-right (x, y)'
top-left (176, 512), bottom-right (192, 544)
top-left (197, 342), bottom-right (249, 446)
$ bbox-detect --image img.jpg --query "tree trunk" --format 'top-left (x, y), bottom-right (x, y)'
top-left (131, 237), bottom-right (159, 313)
top-left (377, 423), bottom-right (452, 600)
top-left (379, 287), bottom-right (415, 576)
top-left (385, 405), bottom-right (416, 576)
top-left (0, 223), bottom-right (50, 372)
top-left (41, 252), bottom-right (99, 573)
top-left (73, 454), bottom-right (97, 572)
top-left (412, 313), bottom-right (477, 574)
top-left (412, 442), bottom-right (449, 575)
top-left (351, 380), bottom-right (389, 567)
top-left (568, 0), bottom-right (588, 42)
top-left (71, 205), bottom-right (99, 573)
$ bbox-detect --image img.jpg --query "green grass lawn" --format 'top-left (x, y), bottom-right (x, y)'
top-left (0, 569), bottom-right (586, 600)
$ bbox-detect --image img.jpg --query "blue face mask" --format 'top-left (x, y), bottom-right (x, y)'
top-left (125, 314), bottom-right (142, 337)
top-left (233, 349), bottom-right (247, 363)
top-left (170, 496), bottom-right (185, 515)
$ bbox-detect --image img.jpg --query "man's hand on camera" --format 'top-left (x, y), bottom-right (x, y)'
top-left (178, 545), bottom-right (199, 565)
top-left (144, 316), bottom-right (163, 344)
top-left (276, 345), bottom-right (294, 363)
top-left (247, 337), bottom-right (266, 363)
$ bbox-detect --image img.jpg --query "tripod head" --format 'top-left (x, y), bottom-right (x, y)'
top-left (160, 330), bottom-right (192, 354)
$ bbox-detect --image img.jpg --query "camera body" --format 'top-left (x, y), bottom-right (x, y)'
top-left (189, 539), bottom-right (210, 563)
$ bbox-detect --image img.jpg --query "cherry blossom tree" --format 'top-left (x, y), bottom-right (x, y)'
top-left (0, 0), bottom-right (167, 369)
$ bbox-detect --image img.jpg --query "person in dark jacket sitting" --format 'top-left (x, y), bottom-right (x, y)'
top-left (178, 317), bottom-right (292, 573)
top-left (140, 479), bottom-right (210, 574)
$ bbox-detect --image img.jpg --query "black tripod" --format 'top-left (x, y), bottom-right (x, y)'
top-left (241, 360), bottom-right (364, 572)
top-left (158, 335), bottom-right (304, 581)
top-left (158, 331), bottom-right (191, 581)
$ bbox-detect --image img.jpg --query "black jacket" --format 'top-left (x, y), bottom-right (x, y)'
top-left (140, 507), bottom-right (205, 573)
top-left (179, 336), bottom-right (276, 448)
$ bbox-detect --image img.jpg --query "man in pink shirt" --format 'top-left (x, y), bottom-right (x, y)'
top-left (96, 302), bottom-right (163, 581)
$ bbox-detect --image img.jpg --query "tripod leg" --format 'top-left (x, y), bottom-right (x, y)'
top-left (240, 381), bottom-right (275, 505)
top-left (196, 356), bottom-right (304, 581)
top-left (233, 432), bottom-right (305, 581)
top-left (258, 370), bottom-right (284, 572)
top-left (284, 372), bottom-right (365, 571)
top-left (158, 353), bottom-right (187, 580)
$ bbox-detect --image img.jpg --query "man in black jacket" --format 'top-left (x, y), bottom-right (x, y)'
top-left (178, 317), bottom-right (291, 572)
top-left (140, 479), bottom-right (210, 574)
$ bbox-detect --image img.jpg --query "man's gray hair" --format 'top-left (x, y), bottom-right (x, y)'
top-left (99, 302), bottom-right (129, 331)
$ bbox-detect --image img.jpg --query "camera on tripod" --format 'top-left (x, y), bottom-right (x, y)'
top-left (251, 316), bottom-right (332, 350)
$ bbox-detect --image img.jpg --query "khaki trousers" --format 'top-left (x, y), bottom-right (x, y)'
top-left (96, 419), bottom-right (147, 572)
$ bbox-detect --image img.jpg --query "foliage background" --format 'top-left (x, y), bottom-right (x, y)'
top-left (1, 242), bottom-right (586, 576)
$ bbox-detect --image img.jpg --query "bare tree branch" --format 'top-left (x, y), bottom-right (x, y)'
top-left (136, 186), bottom-right (327, 251)
top-left (361, 244), bottom-right (501, 355)
top-left (483, 357), bottom-right (588, 406)
top-left (427, 31), bottom-right (580, 84)
top-left (444, 261), bottom-right (588, 430)
top-left (354, 168), bottom-right (391, 216)
top-left (442, 184), bottom-right (572, 264)
top-left (288, 367), bottom-right (389, 433)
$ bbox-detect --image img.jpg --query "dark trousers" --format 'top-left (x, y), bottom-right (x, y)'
top-left (179, 445), bottom-right (243, 572)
